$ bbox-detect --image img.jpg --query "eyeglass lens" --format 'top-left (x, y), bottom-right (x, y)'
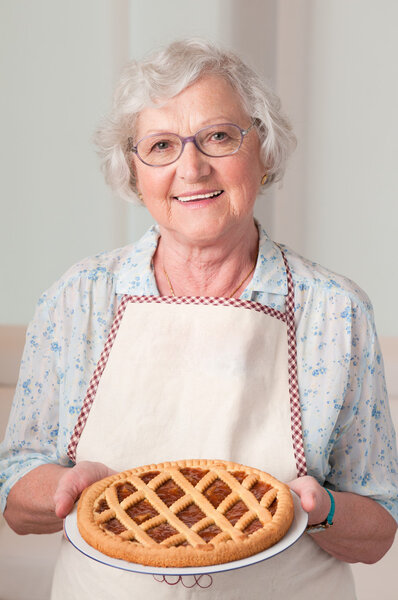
top-left (136, 123), bottom-right (244, 166)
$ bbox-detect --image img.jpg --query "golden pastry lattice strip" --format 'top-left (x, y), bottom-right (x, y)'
top-left (260, 488), bottom-right (278, 508)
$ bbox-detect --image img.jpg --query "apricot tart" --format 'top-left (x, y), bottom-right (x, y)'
top-left (77, 459), bottom-right (294, 568)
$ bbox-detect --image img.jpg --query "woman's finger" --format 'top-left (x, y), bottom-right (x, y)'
top-left (54, 469), bottom-right (83, 518)
top-left (288, 476), bottom-right (327, 522)
top-left (54, 461), bottom-right (115, 518)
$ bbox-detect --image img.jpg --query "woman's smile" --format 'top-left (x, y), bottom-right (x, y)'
top-left (173, 189), bottom-right (223, 202)
top-left (172, 189), bottom-right (224, 205)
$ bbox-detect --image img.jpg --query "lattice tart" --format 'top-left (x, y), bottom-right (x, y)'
top-left (77, 459), bottom-right (294, 568)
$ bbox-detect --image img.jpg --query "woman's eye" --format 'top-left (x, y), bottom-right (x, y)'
top-left (151, 140), bottom-right (171, 152)
top-left (210, 131), bottom-right (228, 142)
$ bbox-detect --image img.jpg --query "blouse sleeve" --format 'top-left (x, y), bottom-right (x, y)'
top-left (298, 283), bottom-right (398, 523)
top-left (326, 301), bottom-right (398, 521)
top-left (0, 295), bottom-right (71, 513)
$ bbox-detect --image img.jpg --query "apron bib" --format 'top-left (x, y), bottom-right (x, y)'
top-left (52, 253), bottom-right (355, 599)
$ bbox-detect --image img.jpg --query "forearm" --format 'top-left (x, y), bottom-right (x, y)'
top-left (309, 489), bottom-right (397, 564)
top-left (4, 463), bottom-right (67, 535)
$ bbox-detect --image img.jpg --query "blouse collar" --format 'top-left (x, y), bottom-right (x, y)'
top-left (115, 223), bottom-right (288, 298)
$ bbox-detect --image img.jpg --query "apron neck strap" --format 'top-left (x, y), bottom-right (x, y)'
top-left (279, 247), bottom-right (308, 478)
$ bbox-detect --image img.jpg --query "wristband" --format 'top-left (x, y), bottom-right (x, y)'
top-left (306, 488), bottom-right (335, 533)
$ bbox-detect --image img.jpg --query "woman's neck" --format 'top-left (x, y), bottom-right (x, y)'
top-left (153, 220), bottom-right (259, 298)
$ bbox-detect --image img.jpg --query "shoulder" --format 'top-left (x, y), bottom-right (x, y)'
top-left (38, 244), bottom-right (134, 310)
top-left (281, 244), bottom-right (374, 317)
top-left (254, 225), bottom-right (374, 321)
top-left (38, 226), bottom-right (158, 311)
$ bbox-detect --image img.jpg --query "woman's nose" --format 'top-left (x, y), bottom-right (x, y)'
top-left (175, 141), bottom-right (211, 182)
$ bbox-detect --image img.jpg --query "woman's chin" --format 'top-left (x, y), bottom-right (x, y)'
top-left (164, 215), bottom-right (251, 248)
top-left (154, 193), bottom-right (256, 247)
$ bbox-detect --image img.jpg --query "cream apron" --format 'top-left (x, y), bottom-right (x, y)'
top-left (52, 251), bottom-right (355, 599)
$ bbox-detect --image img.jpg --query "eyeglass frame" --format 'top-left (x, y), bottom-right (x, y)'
top-left (126, 122), bottom-right (255, 167)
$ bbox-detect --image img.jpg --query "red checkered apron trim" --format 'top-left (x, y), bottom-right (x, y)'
top-left (281, 251), bottom-right (307, 477)
top-left (68, 252), bottom-right (307, 477)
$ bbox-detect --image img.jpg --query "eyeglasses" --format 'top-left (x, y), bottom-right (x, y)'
top-left (127, 122), bottom-right (254, 167)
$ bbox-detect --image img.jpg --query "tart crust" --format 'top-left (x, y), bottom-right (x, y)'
top-left (77, 459), bottom-right (294, 568)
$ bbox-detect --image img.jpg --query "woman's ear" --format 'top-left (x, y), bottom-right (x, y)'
top-left (129, 156), bottom-right (143, 202)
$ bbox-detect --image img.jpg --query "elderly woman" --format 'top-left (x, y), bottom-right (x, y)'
top-left (1, 39), bottom-right (397, 599)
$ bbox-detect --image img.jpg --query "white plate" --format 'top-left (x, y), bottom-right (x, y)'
top-left (64, 491), bottom-right (307, 576)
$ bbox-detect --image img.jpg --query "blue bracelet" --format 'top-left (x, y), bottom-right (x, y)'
top-left (324, 488), bottom-right (335, 526)
top-left (306, 487), bottom-right (335, 532)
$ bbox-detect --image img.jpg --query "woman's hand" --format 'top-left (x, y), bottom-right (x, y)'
top-left (54, 461), bottom-right (116, 519)
top-left (289, 475), bottom-right (397, 563)
top-left (4, 461), bottom-right (114, 535)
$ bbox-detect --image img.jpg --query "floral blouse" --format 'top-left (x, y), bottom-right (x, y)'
top-left (1, 224), bottom-right (397, 521)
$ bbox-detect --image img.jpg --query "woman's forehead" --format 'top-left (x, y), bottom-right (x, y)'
top-left (135, 74), bottom-right (248, 137)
